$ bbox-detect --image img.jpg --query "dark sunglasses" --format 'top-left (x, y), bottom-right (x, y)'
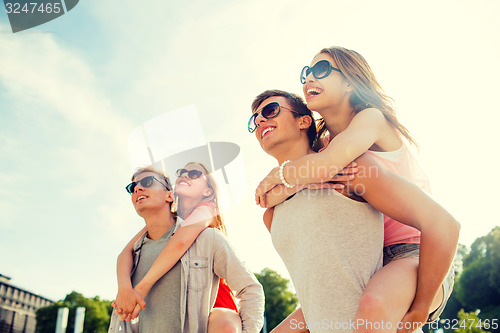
top-left (125, 176), bottom-right (170, 194)
top-left (248, 102), bottom-right (301, 133)
top-left (300, 60), bottom-right (342, 84)
top-left (176, 168), bottom-right (204, 179)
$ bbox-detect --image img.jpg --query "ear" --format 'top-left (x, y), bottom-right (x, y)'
top-left (345, 80), bottom-right (354, 93)
top-left (165, 190), bottom-right (174, 203)
top-left (203, 188), bottom-right (214, 198)
top-left (298, 115), bottom-right (313, 130)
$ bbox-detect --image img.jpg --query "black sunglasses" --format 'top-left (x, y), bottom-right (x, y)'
top-left (125, 175), bottom-right (171, 194)
top-left (176, 168), bottom-right (204, 179)
top-left (248, 102), bottom-right (301, 133)
top-left (300, 60), bottom-right (342, 84)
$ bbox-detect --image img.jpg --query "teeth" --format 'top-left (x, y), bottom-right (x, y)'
top-left (138, 196), bottom-right (147, 200)
top-left (307, 88), bottom-right (322, 96)
top-left (262, 127), bottom-right (275, 137)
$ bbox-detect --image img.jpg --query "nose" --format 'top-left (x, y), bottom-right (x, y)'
top-left (134, 183), bottom-right (144, 193)
top-left (179, 172), bottom-right (189, 179)
top-left (254, 112), bottom-right (267, 130)
top-left (305, 71), bottom-right (316, 83)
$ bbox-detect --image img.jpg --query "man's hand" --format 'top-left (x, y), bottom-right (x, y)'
top-left (397, 308), bottom-right (428, 333)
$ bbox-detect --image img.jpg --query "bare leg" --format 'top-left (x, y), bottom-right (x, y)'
top-left (355, 258), bottom-right (418, 333)
top-left (355, 257), bottom-right (445, 333)
top-left (271, 307), bottom-right (309, 333)
top-left (208, 308), bottom-right (242, 333)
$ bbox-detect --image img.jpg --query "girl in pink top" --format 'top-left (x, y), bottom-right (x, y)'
top-left (255, 46), bottom-right (458, 333)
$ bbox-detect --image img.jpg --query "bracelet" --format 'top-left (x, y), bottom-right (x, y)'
top-left (279, 160), bottom-right (295, 188)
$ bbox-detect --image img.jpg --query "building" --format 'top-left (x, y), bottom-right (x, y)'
top-left (0, 274), bottom-right (54, 333)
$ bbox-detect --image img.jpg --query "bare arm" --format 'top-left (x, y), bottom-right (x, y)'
top-left (271, 307), bottom-right (309, 332)
top-left (261, 164), bottom-right (358, 208)
top-left (133, 205), bottom-right (215, 298)
top-left (263, 207), bottom-right (274, 232)
top-left (262, 184), bottom-right (307, 209)
top-left (351, 154), bottom-right (460, 324)
top-left (114, 226), bottom-right (147, 317)
top-left (256, 109), bottom-right (389, 201)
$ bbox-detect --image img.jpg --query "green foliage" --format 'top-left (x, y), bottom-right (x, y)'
top-left (35, 301), bottom-right (65, 333)
top-left (36, 291), bottom-right (112, 333)
top-left (255, 268), bottom-right (298, 331)
top-left (454, 309), bottom-right (491, 333)
top-left (443, 227), bottom-right (500, 333)
top-left (458, 227), bottom-right (500, 311)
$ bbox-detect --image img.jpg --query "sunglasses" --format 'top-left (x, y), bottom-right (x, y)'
top-left (176, 168), bottom-right (204, 179)
top-left (125, 176), bottom-right (170, 194)
top-left (300, 60), bottom-right (342, 84)
top-left (248, 102), bottom-right (301, 133)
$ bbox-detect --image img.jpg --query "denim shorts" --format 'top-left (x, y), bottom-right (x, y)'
top-left (383, 243), bottom-right (455, 323)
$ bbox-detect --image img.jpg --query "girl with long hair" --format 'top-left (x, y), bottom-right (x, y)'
top-left (255, 46), bottom-right (456, 332)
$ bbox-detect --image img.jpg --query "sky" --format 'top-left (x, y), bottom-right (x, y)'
top-left (1, 0), bottom-right (499, 302)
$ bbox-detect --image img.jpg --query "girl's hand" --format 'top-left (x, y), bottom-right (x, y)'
top-left (255, 162), bottom-right (358, 207)
top-left (255, 167), bottom-right (281, 206)
top-left (113, 286), bottom-right (146, 320)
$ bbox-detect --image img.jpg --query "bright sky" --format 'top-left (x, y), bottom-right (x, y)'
top-left (1, 0), bottom-right (499, 302)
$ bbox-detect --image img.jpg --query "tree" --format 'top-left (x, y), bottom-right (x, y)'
top-left (36, 291), bottom-right (112, 333)
top-left (35, 302), bottom-right (63, 333)
top-left (454, 309), bottom-right (491, 333)
top-left (441, 227), bottom-right (500, 333)
top-left (255, 268), bottom-right (298, 332)
top-left (457, 228), bottom-right (500, 322)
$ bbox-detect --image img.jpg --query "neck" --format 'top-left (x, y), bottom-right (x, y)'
top-left (272, 139), bottom-right (315, 165)
top-left (143, 208), bottom-right (176, 240)
top-left (321, 107), bottom-right (356, 138)
top-left (316, 97), bottom-right (356, 137)
top-left (178, 196), bottom-right (203, 219)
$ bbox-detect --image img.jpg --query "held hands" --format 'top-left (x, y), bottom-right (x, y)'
top-left (255, 166), bottom-right (281, 207)
top-left (112, 286), bottom-right (146, 322)
top-left (255, 162), bottom-right (358, 208)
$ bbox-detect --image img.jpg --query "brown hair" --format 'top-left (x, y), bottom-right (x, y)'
top-left (316, 46), bottom-right (417, 147)
top-left (132, 166), bottom-right (177, 219)
top-left (177, 162), bottom-right (227, 235)
top-left (251, 89), bottom-right (322, 151)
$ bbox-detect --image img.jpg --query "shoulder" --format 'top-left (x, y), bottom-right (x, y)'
top-left (352, 108), bottom-right (386, 125)
top-left (196, 227), bottom-right (227, 243)
top-left (192, 202), bottom-right (217, 217)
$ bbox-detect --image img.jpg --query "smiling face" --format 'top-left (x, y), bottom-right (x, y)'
top-left (174, 163), bottom-right (213, 202)
top-left (131, 171), bottom-right (173, 216)
top-left (253, 96), bottom-right (308, 156)
top-left (302, 53), bottom-right (352, 115)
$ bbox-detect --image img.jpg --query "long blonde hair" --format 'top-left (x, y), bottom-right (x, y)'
top-left (316, 46), bottom-right (417, 147)
top-left (176, 162), bottom-right (226, 235)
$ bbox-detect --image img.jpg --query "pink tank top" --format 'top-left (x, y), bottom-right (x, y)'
top-left (366, 144), bottom-right (431, 247)
top-left (320, 133), bottom-right (429, 246)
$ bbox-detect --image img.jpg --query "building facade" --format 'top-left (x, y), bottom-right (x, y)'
top-left (0, 274), bottom-right (54, 333)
